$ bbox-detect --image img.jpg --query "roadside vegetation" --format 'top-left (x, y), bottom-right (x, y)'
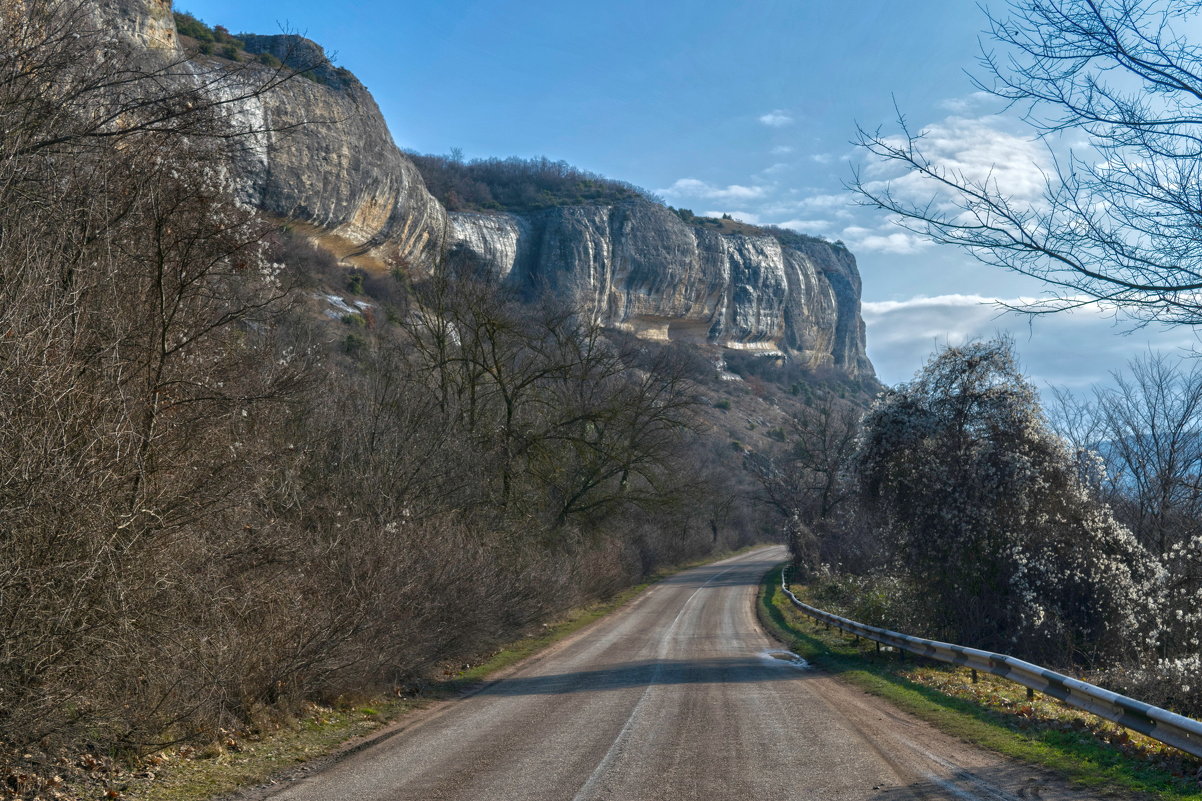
top-left (759, 567), bottom-right (1202, 799)
top-left (0, 5), bottom-right (774, 799)
top-left (111, 548), bottom-right (757, 801)
top-left (15, 0), bottom-right (1202, 798)
top-left (759, 0), bottom-right (1202, 741)
top-left (767, 338), bottom-right (1202, 717)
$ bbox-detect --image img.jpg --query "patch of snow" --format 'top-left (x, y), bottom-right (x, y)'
top-left (319, 293), bottom-right (357, 315)
top-left (757, 649), bottom-right (810, 670)
top-left (316, 293), bottom-right (375, 320)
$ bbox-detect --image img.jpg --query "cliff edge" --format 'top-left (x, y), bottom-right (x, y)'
top-left (103, 2), bottom-right (874, 378)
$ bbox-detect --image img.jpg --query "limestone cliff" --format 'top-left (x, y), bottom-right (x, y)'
top-left (234, 35), bottom-right (449, 269)
top-left (100, 1), bottom-right (873, 378)
top-left (96, 0), bottom-right (177, 49)
top-left (98, 3), bottom-right (449, 269)
top-left (451, 203), bottom-right (873, 376)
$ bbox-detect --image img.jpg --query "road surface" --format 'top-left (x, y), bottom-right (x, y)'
top-left (257, 547), bottom-right (1091, 800)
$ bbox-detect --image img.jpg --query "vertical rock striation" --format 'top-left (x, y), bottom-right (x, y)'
top-left (449, 202), bottom-right (873, 377)
top-left (235, 34), bottom-right (449, 269)
top-left (96, 0), bottom-right (874, 378)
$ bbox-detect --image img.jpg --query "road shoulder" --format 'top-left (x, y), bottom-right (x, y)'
top-left (757, 562), bottom-right (1202, 800)
top-left (120, 546), bottom-right (772, 801)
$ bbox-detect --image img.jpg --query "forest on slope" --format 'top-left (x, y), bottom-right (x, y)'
top-left (408, 150), bottom-right (841, 251)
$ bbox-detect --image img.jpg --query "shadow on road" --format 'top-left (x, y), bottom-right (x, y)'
top-left (476, 655), bottom-right (814, 697)
top-left (870, 765), bottom-right (1065, 800)
top-left (658, 557), bottom-right (781, 590)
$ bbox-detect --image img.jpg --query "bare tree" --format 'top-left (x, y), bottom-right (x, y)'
top-left (1048, 353), bottom-right (1202, 698)
top-left (0, 1), bottom-right (313, 163)
top-left (399, 275), bottom-right (700, 528)
top-left (853, 0), bottom-right (1202, 324)
top-left (747, 393), bottom-right (866, 576)
top-left (0, 0), bottom-right (320, 751)
top-left (1096, 354), bottom-right (1202, 552)
top-left (0, 1), bottom-right (758, 774)
top-left (750, 394), bottom-right (861, 523)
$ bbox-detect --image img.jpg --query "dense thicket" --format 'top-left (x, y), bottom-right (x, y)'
top-left (0, 2), bottom-right (755, 769)
top-left (766, 338), bottom-right (1202, 715)
top-left (853, 341), bottom-right (1154, 663)
top-left (407, 152), bottom-right (654, 212)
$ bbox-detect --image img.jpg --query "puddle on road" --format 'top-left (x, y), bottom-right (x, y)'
top-left (757, 649), bottom-right (811, 670)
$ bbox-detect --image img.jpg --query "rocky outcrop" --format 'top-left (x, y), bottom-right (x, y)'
top-left (233, 35), bottom-right (449, 268)
top-left (450, 202), bottom-right (873, 376)
top-left (97, 3), bottom-right (449, 269)
top-left (96, 0), bottom-right (177, 49)
top-left (96, 1), bottom-right (873, 378)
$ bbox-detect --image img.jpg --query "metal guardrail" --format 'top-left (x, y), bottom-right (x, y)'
top-left (778, 566), bottom-right (1202, 759)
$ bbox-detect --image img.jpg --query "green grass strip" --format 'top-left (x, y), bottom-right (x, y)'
top-left (756, 564), bottom-right (1202, 800)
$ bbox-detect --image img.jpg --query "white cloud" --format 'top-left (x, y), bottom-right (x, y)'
top-left (851, 116), bottom-right (1050, 253)
top-left (756, 162), bottom-right (794, 178)
top-left (841, 224), bottom-right (931, 254)
top-left (660, 178), bottom-right (767, 202)
top-left (810, 153), bottom-right (834, 165)
top-left (855, 232), bottom-right (932, 254)
top-left (937, 91), bottom-right (993, 113)
top-left (862, 294), bottom-right (1008, 314)
top-left (795, 192), bottom-right (853, 211)
top-left (861, 294), bottom-right (1200, 389)
top-left (773, 218), bottom-right (834, 233)
top-left (862, 114), bottom-right (1052, 206)
top-left (758, 109), bottom-right (794, 128)
top-left (771, 145), bottom-right (795, 155)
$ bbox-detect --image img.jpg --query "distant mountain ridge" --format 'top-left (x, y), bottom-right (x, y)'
top-left (108, 0), bottom-right (875, 378)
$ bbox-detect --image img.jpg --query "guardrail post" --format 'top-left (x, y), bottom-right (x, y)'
top-left (773, 560), bottom-right (1202, 760)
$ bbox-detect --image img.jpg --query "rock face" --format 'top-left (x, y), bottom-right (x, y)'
top-left (99, 1), bottom-right (874, 378)
top-left (96, 0), bottom-right (177, 49)
top-left (98, 4), bottom-right (450, 269)
top-left (451, 203), bottom-right (873, 376)
top-left (234, 35), bottom-right (449, 269)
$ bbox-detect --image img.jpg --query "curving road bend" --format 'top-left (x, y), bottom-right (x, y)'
top-left (258, 547), bottom-right (1092, 800)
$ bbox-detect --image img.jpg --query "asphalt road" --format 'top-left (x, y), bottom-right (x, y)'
top-left (260, 547), bottom-right (1093, 800)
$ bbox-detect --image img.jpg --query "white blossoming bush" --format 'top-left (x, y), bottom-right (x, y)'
top-left (1102, 654), bottom-right (1202, 718)
top-left (854, 340), bottom-right (1158, 665)
top-left (1121, 534), bottom-right (1202, 713)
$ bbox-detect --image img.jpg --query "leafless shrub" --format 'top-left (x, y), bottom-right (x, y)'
top-left (0, 1), bottom-right (755, 773)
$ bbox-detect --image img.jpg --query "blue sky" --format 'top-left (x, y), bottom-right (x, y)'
top-left (180, 0), bottom-right (1199, 390)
